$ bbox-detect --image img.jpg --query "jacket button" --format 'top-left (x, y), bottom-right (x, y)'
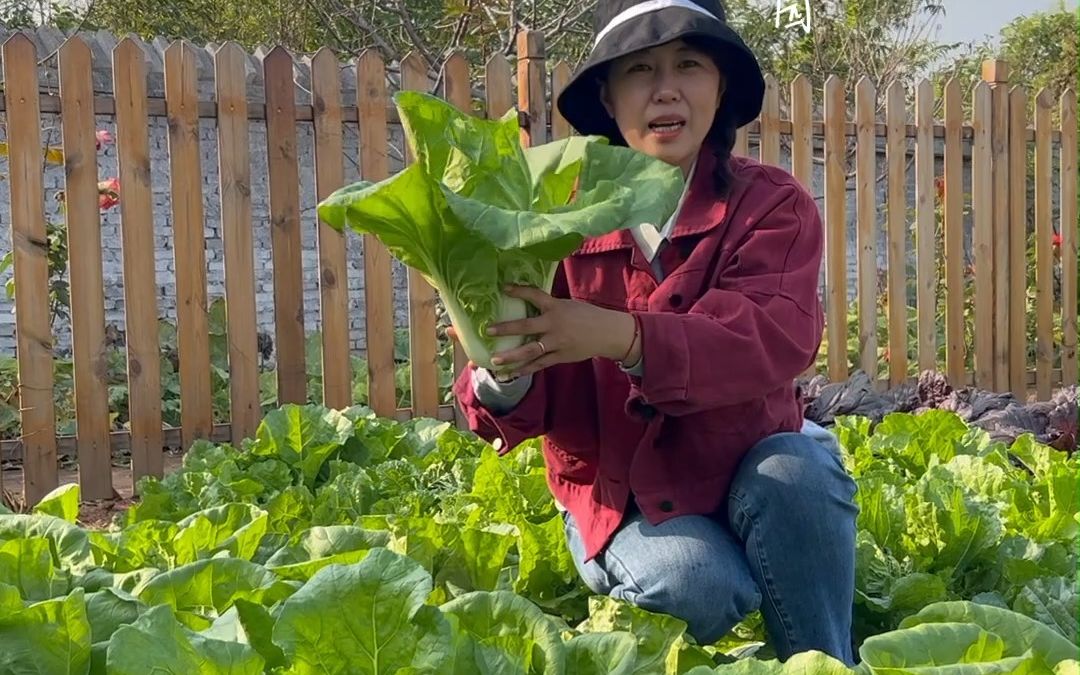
top-left (659, 500), bottom-right (674, 513)
top-left (669, 294), bottom-right (682, 307)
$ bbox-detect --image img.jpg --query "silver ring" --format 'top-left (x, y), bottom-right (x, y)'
top-left (536, 340), bottom-right (546, 355)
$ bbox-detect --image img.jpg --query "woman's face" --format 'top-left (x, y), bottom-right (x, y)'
top-left (601, 39), bottom-right (725, 175)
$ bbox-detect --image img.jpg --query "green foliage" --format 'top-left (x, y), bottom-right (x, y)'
top-left (933, 3), bottom-right (1078, 126)
top-left (835, 411), bottom-right (1079, 645)
top-left (728, 0), bottom-right (954, 104)
top-left (1, 403), bottom-right (1076, 673)
top-left (11, 0), bottom-right (1055, 120)
top-left (0, 0), bottom-right (85, 31)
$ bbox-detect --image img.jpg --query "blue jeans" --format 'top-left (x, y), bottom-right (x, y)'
top-left (562, 427), bottom-right (859, 665)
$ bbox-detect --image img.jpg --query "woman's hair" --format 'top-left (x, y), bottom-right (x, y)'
top-left (683, 35), bottom-right (739, 199)
top-left (703, 108), bottom-right (738, 199)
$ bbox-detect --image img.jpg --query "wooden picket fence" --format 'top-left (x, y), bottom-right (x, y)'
top-left (0, 29), bottom-right (1076, 506)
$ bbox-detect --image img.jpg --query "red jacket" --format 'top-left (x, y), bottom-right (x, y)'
top-left (453, 149), bottom-right (825, 562)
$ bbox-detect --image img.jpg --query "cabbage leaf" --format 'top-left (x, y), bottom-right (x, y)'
top-left (317, 91), bottom-right (686, 374)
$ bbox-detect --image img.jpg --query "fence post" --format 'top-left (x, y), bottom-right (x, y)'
top-left (982, 59), bottom-right (1011, 393)
top-left (517, 29), bottom-right (547, 147)
top-left (116, 37), bottom-right (165, 481)
top-left (165, 40), bottom-right (214, 450)
top-left (59, 35), bottom-right (114, 501)
top-left (1007, 82), bottom-right (1029, 400)
top-left (2, 34), bottom-right (58, 506)
top-left (1061, 89), bottom-right (1079, 389)
top-left (264, 46), bottom-right (308, 406)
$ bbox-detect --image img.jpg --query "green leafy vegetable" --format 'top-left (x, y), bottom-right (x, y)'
top-left (564, 632), bottom-right (639, 675)
top-left (32, 483), bottom-right (80, 523)
top-left (1, 403), bottom-right (1075, 674)
top-left (106, 604), bottom-right (265, 674)
top-left (251, 405), bottom-right (354, 486)
top-left (894, 601), bottom-right (1079, 665)
top-left (272, 548), bottom-right (452, 674)
top-left (264, 525), bottom-right (387, 581)
top-left (441, 590), bottom-right (567, 675)
top-left (0, 588), bottom-right (92, 674)
top-left (317, 91), bottom-right (686, 374)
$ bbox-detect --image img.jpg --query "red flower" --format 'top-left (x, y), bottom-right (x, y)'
top-left (934, 176), bottom-right (945, 201)
top-left (98, 178), bottom-right (120, 210)
top-left (1052, 232), bottom-right (1063, 249)
top-left (95, 129), bottom-right (113, 150)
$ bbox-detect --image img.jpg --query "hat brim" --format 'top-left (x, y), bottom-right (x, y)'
top-left (555, 6), bottom-right (765, 142)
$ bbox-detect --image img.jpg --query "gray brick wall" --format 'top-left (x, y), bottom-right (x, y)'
top-left (0, 26), bottom-right (1066, 361)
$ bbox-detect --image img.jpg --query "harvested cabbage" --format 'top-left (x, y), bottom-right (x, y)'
top-left (318, 91), bottom-right (685, 375)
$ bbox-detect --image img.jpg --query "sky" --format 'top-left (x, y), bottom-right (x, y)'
top-left (929, 0), bottom-right (1071, 47)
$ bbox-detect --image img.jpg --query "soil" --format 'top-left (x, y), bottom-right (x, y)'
top-left (1, 451), bottom-right (186, 529)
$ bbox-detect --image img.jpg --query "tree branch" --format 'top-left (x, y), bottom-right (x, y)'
top-left (391, 0), bottom-right (441, 71)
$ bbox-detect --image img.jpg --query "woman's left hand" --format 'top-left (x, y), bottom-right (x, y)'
top-left (488, 285), bottom-right (638, 377)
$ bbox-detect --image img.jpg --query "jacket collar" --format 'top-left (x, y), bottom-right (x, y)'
top-left (574, 145), bottom-right (735, 255)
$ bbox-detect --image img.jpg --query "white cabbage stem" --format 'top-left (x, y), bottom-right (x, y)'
top-left (443, 291), bottom-right (533, 376)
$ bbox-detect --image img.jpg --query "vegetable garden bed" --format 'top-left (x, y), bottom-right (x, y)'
top-left (1, 386), bottom-right (1077, 673)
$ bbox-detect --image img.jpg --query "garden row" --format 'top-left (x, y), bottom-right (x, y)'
top-left (1, 400), bottom-right (1077, 673)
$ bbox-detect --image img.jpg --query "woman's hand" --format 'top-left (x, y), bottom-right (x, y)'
top-left (484, 285), bottom-right (640, 377)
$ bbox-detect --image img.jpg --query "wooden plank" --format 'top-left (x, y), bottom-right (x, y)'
top-left (400, 52), bottom-right (440, 419)
top-left (987, 64), bottom-right (1011, 390)
top-left (517, 30), bottom-right (547, 147)
top-left (2, 34), bottom-right (58, 505)
top-left (759, 74), bottom-right (780, 167)
top-left (886, 80), bottom-right (908, 385)
top-left (790, 75), bottom-right (813, 190)
top-left (791, 75), bottom-right (816, 377)
top-left (734, 125), bottom-right (749, 157)
top-left (824, 76), bottom-right (848, 382)
top-left (972, 82), bottom-right (994, 389)
top-left (311, 47), bottom-right (351, 411)
top-left (165, 41), bottom-right (213, 451)
top-left (855, 77), bottom-right (877, 380)
top-left (944, 79), bottom-right (966, 386)
top-left (58, 36), bottom-right (113, 500)
top-left (356, 50), bottom-right (397, 417)
top-left (1, 92), bottom-right (1068, 144)
top-left (915, 79), bottom-right (936, 375)
top-left (113, 37), bottom-right (164, 480)
top-left (1060, 89), bottom-right (1078, 389)
top-left (550, 61), bottom-right (573, 140)
top-left (1034, 89), bottom-right (1054, 400)
top-left (442, 51), bottom-right (471, 428)
top-left (214, 42), bottom-right (261, 441)
top-left (484, 54), bottom-right (514, 119)
top-left (1008, 86), bottom-right (1029, 398)
top-left (264, 47), bottom-right (307, 405)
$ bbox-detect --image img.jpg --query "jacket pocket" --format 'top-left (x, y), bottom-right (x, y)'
top-left (543, 437), bottom-right (597, 484)
top-left (563, 252), bottom-right (632, 310)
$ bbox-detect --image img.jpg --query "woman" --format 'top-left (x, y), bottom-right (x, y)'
top-left (451, 0), bottom-right (859, 665)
